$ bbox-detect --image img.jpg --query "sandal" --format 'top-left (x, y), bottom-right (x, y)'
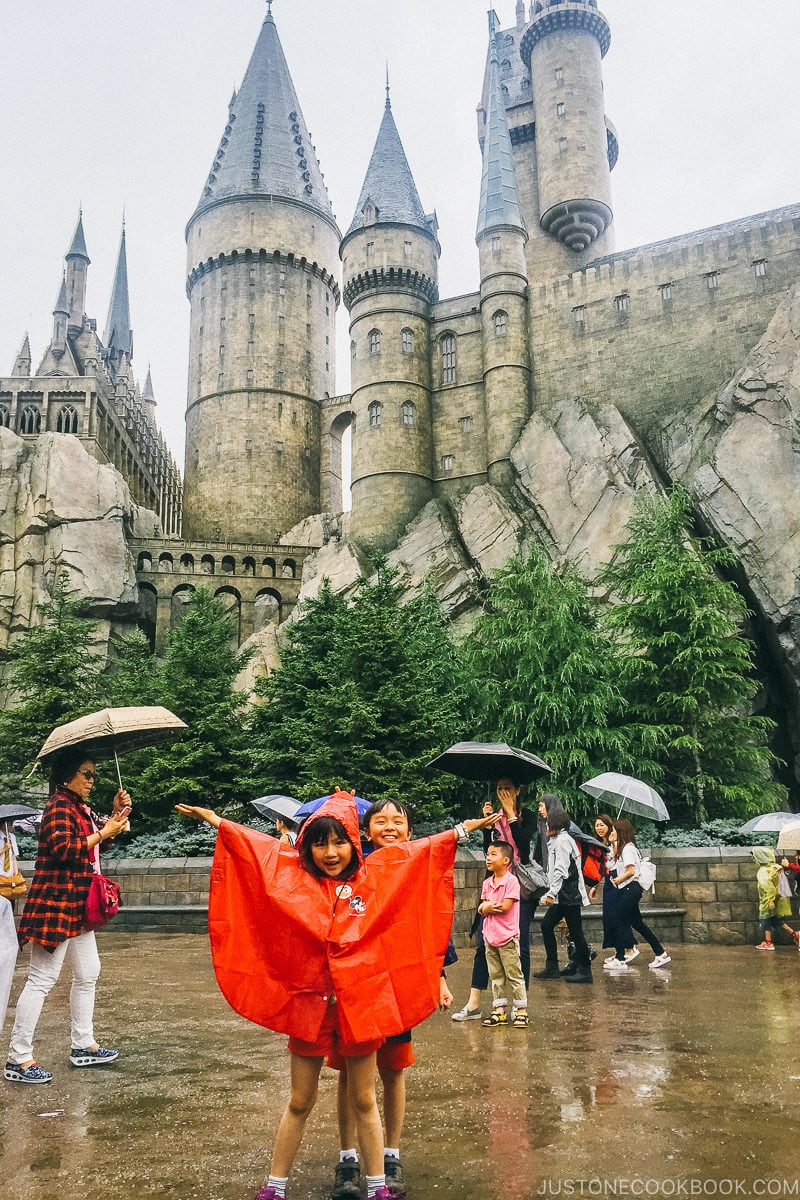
top-left (512, 1012), bottom-right (530, 1028)
top-left (482, 1011), bottom-right (508, 1027)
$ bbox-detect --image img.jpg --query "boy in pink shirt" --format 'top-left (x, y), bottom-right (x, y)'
top-left (479, 841), bottom-right (529, 1028)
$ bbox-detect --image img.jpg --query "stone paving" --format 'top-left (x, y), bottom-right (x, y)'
top-left (2, 935), bottom-right (799, 1200)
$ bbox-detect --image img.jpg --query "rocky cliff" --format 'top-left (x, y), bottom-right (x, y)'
top-left (0, 429), bottom-right (156, 650)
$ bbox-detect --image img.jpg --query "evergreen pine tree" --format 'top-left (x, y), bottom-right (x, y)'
top-left (463, 546), bottom-right (657, 815)
top-left (0, 572), bottom-right (104, 780)
top-left (249, 563), bottom-right (469, 821)
top-left (597, 488), bottom-right (785, 823)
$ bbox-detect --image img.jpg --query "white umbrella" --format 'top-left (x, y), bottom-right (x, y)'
top-left (580, 772), bottom-right (670, 823)
top-left (776, 819), bottom-right (800, 852)
top-left (739, 811), bottom-right (798, 835)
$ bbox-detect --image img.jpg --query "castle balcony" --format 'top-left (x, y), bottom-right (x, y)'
top-left (131, 537), bottom-right (310, 653)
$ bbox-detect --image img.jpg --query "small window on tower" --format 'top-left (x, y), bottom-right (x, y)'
top-left (706, 271), bottom-right (720, 291)
top-left (556, 102), bottom-right (566, 117)
top-left (402, 401), bottom-right (415, 426)
top-left (401, 328), bottom-right (414, 354)
top-left (404, 240), bottom-right (412, 258)
top-left (753, 259), bottom-right (767, 278)
top-left (441, 333), bottom-right (456, 384)
top-left (491, 236), bottom-right (502, 259)
top-left (559, 137), bottom-right (568, 155)
top-left (368, 401), bottom-right (382, 428)
top-left (459, 416), bottom-right (472, 434)
top-left (366, 241), bottom-right (375, 258)
top-left (494, 310), bottom-right (508, 337)
top-left (368, 329), bottom-right (381, 355)
top-left (442, 454), bottom-right (454, 472)
top-left (659, 283), bottom-right (673, 307)
top-left (573, 305), bottom-right (586, 324)
top-left (614, 293), bottom-right (630, 314)
top-left (555, 67), bottom-right (564, 85)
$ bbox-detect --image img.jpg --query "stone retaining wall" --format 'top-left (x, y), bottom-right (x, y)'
top-left (19, 846), bottom-right (797, 945)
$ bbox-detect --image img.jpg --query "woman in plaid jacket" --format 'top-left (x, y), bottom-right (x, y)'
top-left (4, 748), bottom-right (131, 1084)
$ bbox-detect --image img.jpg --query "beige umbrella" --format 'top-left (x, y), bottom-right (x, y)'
top-left (37, 706), bottom-right (187, 790)
top-left (776, 819), bottom-right (800, 852)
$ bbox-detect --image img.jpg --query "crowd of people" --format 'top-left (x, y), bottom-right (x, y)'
top-left (2, 762), bottom-right (798, 1200)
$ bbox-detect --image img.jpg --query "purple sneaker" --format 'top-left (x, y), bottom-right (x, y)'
top-left (254, 1189), bottom-right (278, 1200)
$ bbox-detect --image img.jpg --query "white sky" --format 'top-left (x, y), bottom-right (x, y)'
top-left (2, 1), bottom-right (800, 467)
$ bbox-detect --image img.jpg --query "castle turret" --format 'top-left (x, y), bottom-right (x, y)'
top-left (103, 222), bottom-right (133, 379)
top-left (12, 333), bottom-right (31, 377)
top-left (51, 274), bottom-right (70, 359)
top-left (520, 0), bottom-right (614, 255)
top-left (477, 15), bottom-right (530, 489)
top-left (341, 83), bottom-right (440, 550)
top-left (65, 210), bottom-right (90, 334)
top-left (182, 5), bottom-right (340, 544)
top-left (141, 365), bottom-right (157, 420)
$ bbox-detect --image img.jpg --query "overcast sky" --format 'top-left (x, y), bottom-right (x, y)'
top-left (2, 0), bottom-right (800, 465)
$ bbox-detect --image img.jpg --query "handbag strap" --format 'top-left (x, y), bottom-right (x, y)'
top-left (495, 815), bottom-right (521, 864)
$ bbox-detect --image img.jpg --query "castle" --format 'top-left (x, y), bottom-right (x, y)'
top-left (4, 0), bottom-right (800, 661)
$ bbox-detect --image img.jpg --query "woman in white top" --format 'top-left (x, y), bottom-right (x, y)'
top-left (606, 819), bottom-right (671, 971)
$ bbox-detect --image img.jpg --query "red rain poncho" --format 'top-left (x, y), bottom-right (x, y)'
top-left (208, 790), bottom-right (457, 1044)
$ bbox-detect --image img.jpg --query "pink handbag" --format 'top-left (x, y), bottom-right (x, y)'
top-left (83, 872), bottom-right (122, 931)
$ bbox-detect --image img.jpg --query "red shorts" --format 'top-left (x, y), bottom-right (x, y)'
top-left (288, 1001), bottom-right (383, 1060)
top-left (326, 1029), bottom-right (415, 1073)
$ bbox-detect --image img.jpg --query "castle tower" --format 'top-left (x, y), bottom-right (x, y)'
top-left (141, 365), bottom-right (157, 421)
top-left (51, 275), bottom-right (70, 360)
top-left (103, 223), bottom-right (133, 379)
top-left (12, 333), bottom-right (31, 377)
top-left (341, 83), bottom-right (440, 550)
top-left (182, 5), bottom-right (340, 544)
top-left (65, 211), bottom-right (90, 334)
top-left (519, 0), bottom-right (615, 262)
top-left (477, 15), bottom-right (530, 489)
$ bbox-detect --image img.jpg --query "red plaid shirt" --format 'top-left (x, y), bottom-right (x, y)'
top-left (17, 787), bottom-right (99, 951)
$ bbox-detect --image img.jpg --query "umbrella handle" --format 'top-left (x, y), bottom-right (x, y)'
top-left (113, 747), bottom-right (130, 832)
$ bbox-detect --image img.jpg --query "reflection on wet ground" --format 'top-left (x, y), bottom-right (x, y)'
top-left (2, 937), bottom-right (798, 1199)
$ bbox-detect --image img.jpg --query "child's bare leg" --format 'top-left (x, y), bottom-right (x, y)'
top-left (270, 1053), bottom-right (323, 1177)
top-left (336, 1065), bottom-right (357, 1151)
top-left (345, 1052), bottom-right (384, 1176)
top-left (378, 1063), bottom-right (405, 1149)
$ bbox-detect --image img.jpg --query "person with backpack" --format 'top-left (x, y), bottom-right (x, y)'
top-left (533, 808), bottom-right (593, 985)
top-left (605, 819), bottom-right (671, 972)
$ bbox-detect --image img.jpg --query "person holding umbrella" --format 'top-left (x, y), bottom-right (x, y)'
top-left (4, 749), bottom-right (131, 1084)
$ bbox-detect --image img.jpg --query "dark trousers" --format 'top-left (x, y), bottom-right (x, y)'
top-left (541, 902), bottom-right (590, 968)
top-left (471, 896), bottom-right (533, 989)
top-left (611, 883), bottom-right (664, 960)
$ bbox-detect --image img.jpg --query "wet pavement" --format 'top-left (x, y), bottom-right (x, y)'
top-left (2, 935), bottom-right (799, 1200)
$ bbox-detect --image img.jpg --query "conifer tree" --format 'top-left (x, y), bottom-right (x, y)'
top-left (0, 572), bottom-right (104, 779)
top-left (249, 564), bottom-right (469, 820)
top-left (463, 547), bottom-right (657, 815)
top-left (597, 488), bottom-right (785, 823)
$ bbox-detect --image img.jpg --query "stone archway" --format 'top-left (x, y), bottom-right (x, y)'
top-left (322, 410), bottom-right (354, 514)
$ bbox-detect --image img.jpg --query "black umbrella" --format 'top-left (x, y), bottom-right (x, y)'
top-left (427, 741), bottom-right (551, 784)
top-left (0, 804), bottom-right (40, 823)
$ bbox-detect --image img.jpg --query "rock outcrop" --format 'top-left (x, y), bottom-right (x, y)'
top-left (0, 430), bottom-right (152, 649)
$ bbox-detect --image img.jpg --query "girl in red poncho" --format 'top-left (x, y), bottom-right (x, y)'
top-left (177, 789), bottom-right (493, 1200)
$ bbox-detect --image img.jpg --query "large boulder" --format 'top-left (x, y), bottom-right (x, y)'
top-left (0, 430), bottom-right (146, 649)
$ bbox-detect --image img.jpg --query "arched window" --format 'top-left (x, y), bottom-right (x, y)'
top-left (368, 401), bottom-right (382, 428)
top-left (501, 58), bottom-right (512, 73)
top-left (401, 401), bottom-right (415, 427)
top-left (494, 310), bottom-right (508, 337)
top-left (200, 555), bottom-right (215, 575)
top-left (368, 329), bottom-right (381, 356)
top-left (401, 328), bottom-right (414, 355)
top-left (56, 405), bottom-right (79, 434)
top-left (440, 334), bottom-right (456, 385)
top-left (19, 405), bottom-right (41, 435)
top-left (262, 557), bottom-right (276, 578)
top-left (221, 555), bottom-right (235, 575)
top-left (281, 558), bottom-right (296, 579)
top-left (242, 556), bottom-right (256, 577)
top-left (137, 552), bottom-right (153, 571)
top-left (0, 406), bottom-right (10, 429)
top-left (180, 554), bottom-right (195, 573)
top-left (158, 553), bottom-right (174, 573)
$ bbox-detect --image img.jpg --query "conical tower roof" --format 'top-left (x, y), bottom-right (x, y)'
top-left (191, 8), bottom-right (335, 226)
top-left (53, 274), bottom-right (69, 315)
top-left (345, 93), bottom-right (431, 240)
top-left (104, 224), bottom-right (133, 359)
top-left (142, 365), bottom-right (156, 406)
top-left (12, 333), bottom-right (31, 376)
top-left (66, 211), bottom-right (90, 262)
top-left (476, 22), bottom-right (526, 240)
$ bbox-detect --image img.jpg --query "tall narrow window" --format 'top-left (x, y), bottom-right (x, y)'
top-left (753, 259), bottom-right (767, 278)
top-left (366, 241), bottom-right (375, 258)
top-left (493, 310), bottom-right (508, 337)
top-left (614, 293), bottom-right (630, 314)
top-left (56, 405), bottom-right (79, 434)
top-left (706, 271), bottom-right (719, 291)
top-left (555, 66), bottom-right (564, 85)
top-left (368, 401), bottom-right (382, 428)
top-left (368, 329), bottom-right (381, 355)
top-left (401, 401), bottom-right (415, 426)
top-left (459, 415), bottom-right (472, 433)
top-left (401, 328), bottom-right (414, 354)
top-left (19, 405), bottom-right (41, 434)
top-left (441, 333), bottom-right (456, 384)
top-left (491, 236), bottom-right (502, 260)
top-left (556, 102), bottom-right (566, 117)
top-left (573, 305), bottom-right (586, 325)
top-left (0, 407), bottom-right (10, 429)
top-left (442, 454), bottom-right (454, 472)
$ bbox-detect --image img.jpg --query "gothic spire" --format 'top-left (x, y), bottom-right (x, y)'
top-left (476, 17), bottom-right (526, 240)
top-left (12, 333), bottom-right (31, 377)
top-left (66, 210), bottom-right (90, 262)
top-left (104, 222), bottom-right (133, 363)
top-left (192, 8), bottom-right (335, 224)
top-left (345, 92), bottom-right (431, 240)
top-left (53, 273), bottom-right (69, 316)
top-left (142, 364), bottom-right (156, 408)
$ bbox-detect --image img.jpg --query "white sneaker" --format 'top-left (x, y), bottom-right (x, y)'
top-left (603, 957), bottom-right (619, 970)
top-left (451, 1005), bottom-right (482, 1021)
top-left (606, 959), bottom-right (629, 972)
top-left (624, 947), bottom-right (640, 962)
top-left (649, 953), bottom-right (671, 970)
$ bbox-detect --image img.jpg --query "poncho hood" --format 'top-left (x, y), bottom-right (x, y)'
top-left (752, 848), bottom-right (776, 866)
top-left (295, 788), bottom-right (364, 870)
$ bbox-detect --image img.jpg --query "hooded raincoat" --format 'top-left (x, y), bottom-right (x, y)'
top-left (208, 790), bottom-right (458, 1045)
top-left (752, 847), bottom-right (791, 919)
